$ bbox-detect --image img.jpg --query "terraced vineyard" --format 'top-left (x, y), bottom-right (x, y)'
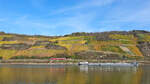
top-left (0, 30), bottom-right (150, 60)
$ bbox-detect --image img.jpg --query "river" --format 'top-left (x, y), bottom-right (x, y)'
top-left (0, 64), bottom-right (149, 84)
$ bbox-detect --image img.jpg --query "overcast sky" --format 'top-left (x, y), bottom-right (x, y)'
top-left (0, 0), bottom-right (150, 35)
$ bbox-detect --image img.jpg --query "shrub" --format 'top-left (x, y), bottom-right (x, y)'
top-left (0, 57), bottom-right (3, 59)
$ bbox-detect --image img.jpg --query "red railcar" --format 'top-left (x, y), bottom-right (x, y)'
top-left (50, 58), bottom-right (66, 60)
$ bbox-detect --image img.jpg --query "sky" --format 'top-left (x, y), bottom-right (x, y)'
top-left (0, 0), bottom-right (150, 36)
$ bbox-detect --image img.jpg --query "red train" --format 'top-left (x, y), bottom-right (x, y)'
top-left (50, 58), bottom-right (66, 60)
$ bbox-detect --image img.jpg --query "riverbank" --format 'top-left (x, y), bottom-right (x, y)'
top-left (0, 59), bottom-right (150, 65)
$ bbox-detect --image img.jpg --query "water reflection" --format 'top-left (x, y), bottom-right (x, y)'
top-left (141, 65), bottom-right (150, 84)
top-left (0, 64), bottom-right (149, 84)
top-left (79, 65), bottom-right (138, 72)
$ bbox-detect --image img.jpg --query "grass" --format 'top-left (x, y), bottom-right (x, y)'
top-left (109, 34), bottom-right (137, 44)
top-left (90, 40), bottom-right (122, 51)
top-left (137, 34), bottom-right (150, 42)
top-left (50, 36), bottom-right (91, 42)
top-left (126, 45), bottom-right (143, 57)
top-left (109, 34), bottom-right (136, 40)
top-left (31, 45), bottom-right (45, 49)
top-left (10, 56), bottom-right (52, 59)
top-left (16, 49), bottom-right (66, 57)
top-left (0, 35), bottom-right (14, 38)
top-left (0, 41), bottom-right (20, 44)
top-left (0, 49), bottom-right (18, 60)
top-left (28, 37), bottom-right (51, 41)
top-left (100, 45), bottom-right (125, 53)
top-left (0, 37), bottom-right (3, 40)
top-left (59, 40), bottom-right (86, 44)
top-left (52, 36), bottom-right (89, 55)
top-left (0, 35), bottom-right (15, 40)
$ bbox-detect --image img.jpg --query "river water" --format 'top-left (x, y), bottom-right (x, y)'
top-left (0, 64), bottom-right (149, 84)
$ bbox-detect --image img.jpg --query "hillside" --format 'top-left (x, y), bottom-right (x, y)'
top-left (0, 30), bottom-right (150, 60)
